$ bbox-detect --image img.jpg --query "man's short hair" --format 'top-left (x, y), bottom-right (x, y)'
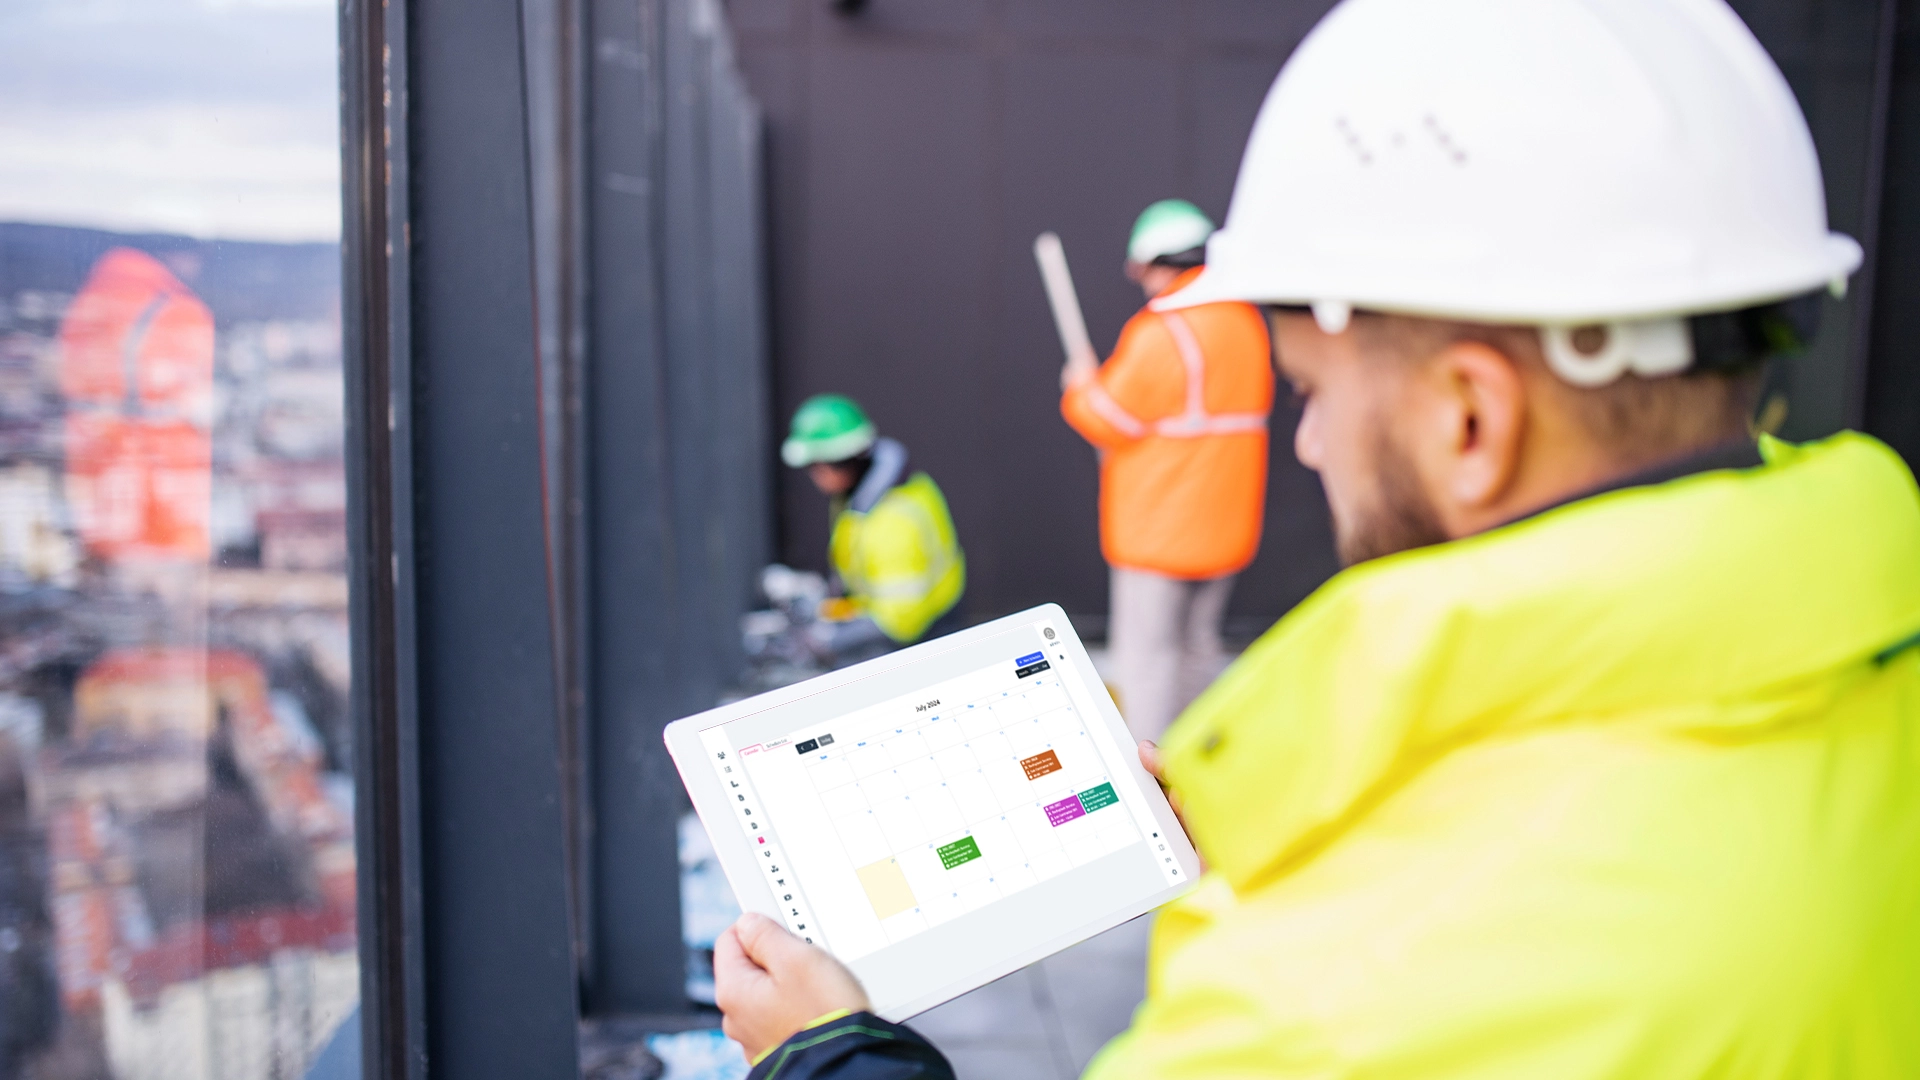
top-left (1151, 245), bottom-right (1208, 271)
top-left (1353, 315), bottom-right (1768, 464)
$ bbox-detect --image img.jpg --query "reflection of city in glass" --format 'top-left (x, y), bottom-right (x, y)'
top-left (0, 0), bottom-right (355, 1075)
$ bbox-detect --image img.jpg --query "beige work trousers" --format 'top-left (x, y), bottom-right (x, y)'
top-left (1107, 567), bottom-right (1235, 742)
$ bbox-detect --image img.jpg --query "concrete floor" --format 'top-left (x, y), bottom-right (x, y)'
top-left (908, 915), bottom-right (1152, 1080)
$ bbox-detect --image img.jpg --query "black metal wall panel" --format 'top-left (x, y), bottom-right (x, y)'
top-left (802, 46), bottom-right (999, 606)
top-left (987, 50), bottom-right (1181, 616)
top-left (729, 0), bottom-right (1342, 629)
top-left (1717, 0), bottom-right (1920, 460)
top-left (1865, 2), bottom-right (1920, 461)
top-left (1726, 0), bottom-right (1882, 441)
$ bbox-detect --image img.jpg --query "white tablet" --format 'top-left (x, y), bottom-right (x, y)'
top-left (664, 604), bottom-right (1201, 1021)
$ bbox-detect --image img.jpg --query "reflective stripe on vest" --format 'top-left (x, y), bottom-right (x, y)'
top-left (1082, 381), bottom-right (1147, 438)
top-left (1155, 310), bottom-right (1268, 436)
top-left (1082, 311), bottom-right (1268, 439)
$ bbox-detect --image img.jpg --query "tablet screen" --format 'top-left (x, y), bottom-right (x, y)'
top-left (691, 617), bottom-right (1187, 1010)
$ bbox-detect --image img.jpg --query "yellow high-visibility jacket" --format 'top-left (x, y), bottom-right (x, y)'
top-left (1088, 432), bottom-right (1920, 1080)
top-left (830, 470), bottom-right (964, 643)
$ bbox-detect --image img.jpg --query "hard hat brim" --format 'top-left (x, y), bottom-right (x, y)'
top-left (1154, 233), bottom-right (1863, 325)
top-left (782, 424), bottom-right (877, 468)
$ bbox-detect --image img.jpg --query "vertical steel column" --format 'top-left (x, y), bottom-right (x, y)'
top-left (1847, 0), bottom-right (1902, 429)
top-left (406, 0), bottom-right (584, 1067)
top-left (341, 0), bottom-right (426, 1072)
top-left (1861, 1), bottom-right (1920, 462)
top-left (582, 0), bottom-right (770, 1014)
top-left (662, 0), bottom-right (726, 708)
top-left (521, 0), bottom-right (597, 980)
top-left (343, 0), bottom-right (585, 1070)
top-left (673, 0), bottom-right (771, 702)
top-left (583, 0), bottom-right (691, 1015)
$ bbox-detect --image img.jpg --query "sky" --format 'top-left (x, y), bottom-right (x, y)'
top-left (0, 0), bottom-right (341, 243)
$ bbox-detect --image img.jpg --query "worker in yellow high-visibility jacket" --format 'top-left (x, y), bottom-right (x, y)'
top-left (714, 2), bottom-right (1920, 1078)
top-left (783, 394), bottom-right (964, 659)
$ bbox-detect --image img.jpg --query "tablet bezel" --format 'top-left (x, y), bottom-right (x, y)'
top-left (663, 603), bottom-right (1202, 1020)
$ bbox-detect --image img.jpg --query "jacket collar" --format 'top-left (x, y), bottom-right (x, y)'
top-left (1155, 266), bottom-right (1206, 300)
top-left (849, 437), bottom-right (907, 514)
top-left (1161, 433), bottom-right (1920, 892)
top-left (1504, 436), bottom-right (1764, 527)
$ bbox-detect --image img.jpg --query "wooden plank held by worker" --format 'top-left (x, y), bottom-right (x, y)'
top-left (1034, 232), bottom-right (1099, 380)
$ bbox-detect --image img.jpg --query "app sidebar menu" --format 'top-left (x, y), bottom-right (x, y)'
top-left (699, 728), bottom-right (825, 948)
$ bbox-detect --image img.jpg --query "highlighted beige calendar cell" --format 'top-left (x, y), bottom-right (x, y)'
top-left (857, 857), bottom-right (918, 920)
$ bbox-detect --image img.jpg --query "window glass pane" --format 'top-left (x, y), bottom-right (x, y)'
top-left (0, 1), bottom-right (356, 1076)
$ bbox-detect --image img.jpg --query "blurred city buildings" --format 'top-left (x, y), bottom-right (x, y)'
top-left (0, 224), bottom-right (354, 1078)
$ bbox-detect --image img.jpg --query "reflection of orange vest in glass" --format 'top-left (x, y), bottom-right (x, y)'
top-left (59, 248), bottom-right (214, 560)
top-left (1061, 269), bottom-right (1272, 580)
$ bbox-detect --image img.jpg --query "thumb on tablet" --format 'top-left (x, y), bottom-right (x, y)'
top-left (714, 916), bottom-right (769, 983)
top-left (714, 913), bottom-right (871, 1061)
top-left (1139, 740), bottom-right (1178, 816)
top-left (1140, 740), bottom-right (1200, 866)
top-left (736, 912), bottom-right (867, 1005)
top-left (730, 911), bottom-right (819, 981)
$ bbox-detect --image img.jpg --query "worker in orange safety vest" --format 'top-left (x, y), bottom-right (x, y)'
top-left (1060, 200), bottom-right (1273, 739)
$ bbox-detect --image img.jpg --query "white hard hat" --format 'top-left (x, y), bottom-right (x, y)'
top-left (1160, 0), bottom-right (1861, 333)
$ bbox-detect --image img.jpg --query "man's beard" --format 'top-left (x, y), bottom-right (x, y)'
top-left (1333, 427), bottom-right (1449, 567)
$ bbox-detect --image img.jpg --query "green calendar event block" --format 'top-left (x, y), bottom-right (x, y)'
top-left (937, 835), bottom-right (982, 870)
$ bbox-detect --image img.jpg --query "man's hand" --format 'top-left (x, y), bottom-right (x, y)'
top-left (1139, 740), bottom-right (1203, 870)
top-left (714, 913), bottom-right (871, 1061)
top-left (1060, 346), bottom-right (1098, 392)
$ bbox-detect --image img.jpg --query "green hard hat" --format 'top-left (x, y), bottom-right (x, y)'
top-left (1127, 199), bottom-right (1216, 265)
top-left (783, 393), bottom-right (877, 468)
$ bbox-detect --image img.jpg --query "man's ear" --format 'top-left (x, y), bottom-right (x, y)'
top-left (1427, 339), bottom-right (1526, 510)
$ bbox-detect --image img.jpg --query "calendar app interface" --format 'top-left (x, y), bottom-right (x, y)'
top-left (699, 621), bottom-right (1184, 970)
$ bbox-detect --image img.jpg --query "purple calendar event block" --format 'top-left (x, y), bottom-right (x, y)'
top-left (1045, 795), bottom-right (1085, 827)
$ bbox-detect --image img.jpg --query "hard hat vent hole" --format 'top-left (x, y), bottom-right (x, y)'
top-left (1422, 114), bottom-right (1469, 165)
top-left (1334, 116), bottom-right (1374, 165)
top-left (1570, 325), bottom-right (1610, 357)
